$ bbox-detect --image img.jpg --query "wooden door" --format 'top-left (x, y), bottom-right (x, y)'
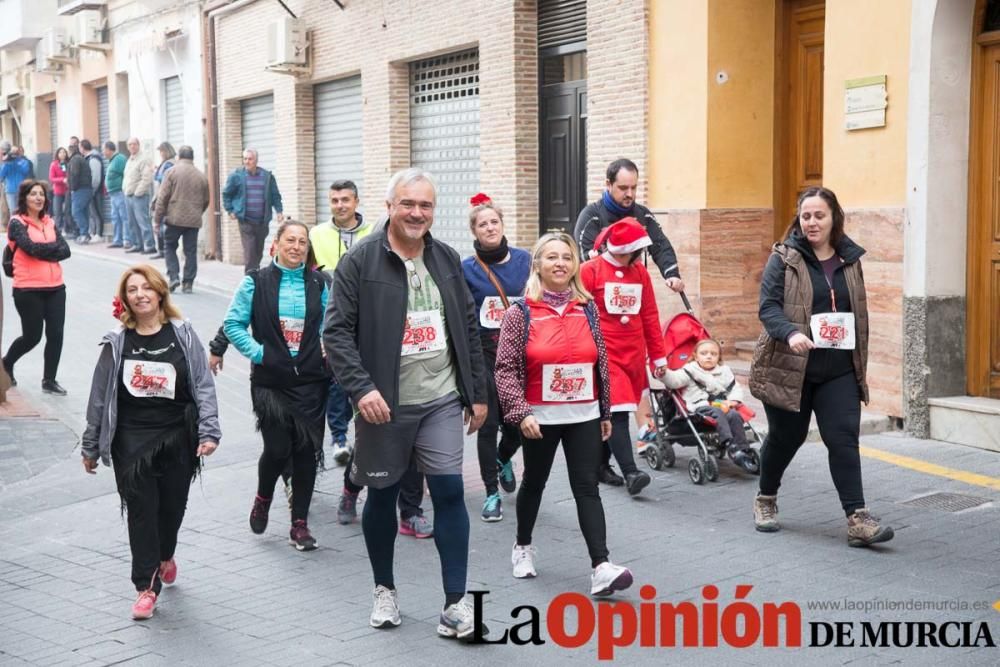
top-left (968, 37), bottom-right (1000, 398)
top-left (775, 0), bottom-right (825, 239)
top-left (539, 50), bottom-right (587, 235)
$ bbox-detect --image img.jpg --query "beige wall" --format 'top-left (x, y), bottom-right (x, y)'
top-left (706, 0), bottom-right (775, 208)
top-left (648, 0), bottom-right (708, 210)
top-left (823, 0), bottom-right (911, 206)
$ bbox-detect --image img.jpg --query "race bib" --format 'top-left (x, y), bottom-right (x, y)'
top-left (479, 297), bottom-right (508, 329)
top-left (810, 312), bottom-right (856, 350)
top-left (279, 317), bottom-right (305, 353)
top-left (124, 360), bottom-right (176, 399)
top-left (604, 283), bottom-right (642, 315)
top-left (401, 309), bottom-right (447, 356)
top-left (542, 363), bottom-right (595, 402)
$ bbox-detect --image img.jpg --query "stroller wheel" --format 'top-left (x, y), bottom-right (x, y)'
top-left (644, 446), bottom-right (663, 471)
top-left (743, 449), bottom-right (761, 476)
top-left (704, 454), bottom-right (719, 482)
top-left (688, 458), bottom-right (705, 485)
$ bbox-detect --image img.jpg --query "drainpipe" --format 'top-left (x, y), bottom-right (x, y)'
top-left (202, 0), bottom-right (261, 261)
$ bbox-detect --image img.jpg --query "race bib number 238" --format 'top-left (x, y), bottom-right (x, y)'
top-left (401, 310), bottom-right (447, 356)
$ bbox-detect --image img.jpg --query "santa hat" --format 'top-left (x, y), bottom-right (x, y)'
top-left (592, 218), bottom-right (652, 255)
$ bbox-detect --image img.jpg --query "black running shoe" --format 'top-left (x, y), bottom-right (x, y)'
top-left (249, 495), bottom-right (272, 534)
top-left (598, 464), bottom-right (625, 487)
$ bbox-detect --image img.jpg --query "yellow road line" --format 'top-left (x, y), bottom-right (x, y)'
top-left (860, 446), bottom-right (1000, 492)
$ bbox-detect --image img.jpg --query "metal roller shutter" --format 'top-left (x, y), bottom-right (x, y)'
top-left (538, 0), bottom-right (587, 50)
top-left (314, 76), bottom-right (363, 223)
top-left (48, 100), bottom-right (58, 152)
top-left (163, 76), bottom-right (184, 148)
top-left (95, 86), bottom-right (111, 236)
top-left (409, 49), bottom-right (479, 258)
top-left (241, 95), bottom-right (275, 170)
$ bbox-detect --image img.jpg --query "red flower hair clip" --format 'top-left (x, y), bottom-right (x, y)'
top-left (469, 192), bottom-right (492, 207)
top-left (112, 296), bottom-right (125, 320)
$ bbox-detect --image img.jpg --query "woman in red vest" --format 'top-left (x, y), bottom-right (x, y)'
top-left (495, 231), bottom-right (633, 597)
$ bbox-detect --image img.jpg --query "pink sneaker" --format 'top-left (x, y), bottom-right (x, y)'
top-left (160, 559), bottom-right (177, 586)
top-left (398, 515), bottom-right (433, 539)
top-left (131, 590), bottom-right (157, 620)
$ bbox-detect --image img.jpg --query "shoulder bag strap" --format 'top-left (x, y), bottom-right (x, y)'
top-left (474, 256), bottom-right (510, 309)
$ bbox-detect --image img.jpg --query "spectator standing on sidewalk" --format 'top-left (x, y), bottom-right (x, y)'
top-left (149, 142), bottom-right (176, 260)
top-left (460, 192), bottom-right (530, 523)
top-left (224, 221), bottom-right (329, 552)
top-left (104, 141), bottom-right (129, 249)
top-left (494, 231), bottom-right (633, 597)
top-left (81, 264), bottom-right (221, 620)
top-left (324, 168), bottom-right (488, 639)
top-left (154, 146), bottom-right (208, 295)
top-left (2, 180), bottom-right (71, 395)
top-left (0, 272), bottom-right (8, 403)
top-left (223, 148), bottom-right (284, 274)
top-left (67, 142), bottom-right (94, 244)
top-left (85, 140), bottom-right (106, 241)
top-left (0, 145), bottom-right (32, 218)
top-left (749, 186), bottom-right (894, 548)
top-left (123, 138), bottom-right (156, 254)
top-left (48, 147), bottom-right (69, 234)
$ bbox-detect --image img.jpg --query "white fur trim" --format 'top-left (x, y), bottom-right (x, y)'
top-left (606, 237), bottom-right (652, 254)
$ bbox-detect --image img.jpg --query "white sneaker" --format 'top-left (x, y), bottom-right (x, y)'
top-left (590, 561), bottom-right (633, 597)
top-left (332, 441), bottom-right (351, 465)
top-left (511, 544), bottom-right (537, 579)
top-left (370, 585), bottom-right (401, 628)
top-left (437, 596), bottom-right (487, 640)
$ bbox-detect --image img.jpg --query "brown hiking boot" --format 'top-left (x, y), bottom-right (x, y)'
top-left (753, 493), bottom-right (780, 532)
top-left (847, 507), bottom-right (894, 547)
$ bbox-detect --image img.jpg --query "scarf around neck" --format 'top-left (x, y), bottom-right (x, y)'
top-left (474, 236), bottom-right (509, 264)
top-left (541, 288), bottom-right (573, 308)
top-left (602, 190), bottom-right (631, 216)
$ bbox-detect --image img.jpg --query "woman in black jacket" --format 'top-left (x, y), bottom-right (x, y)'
top-left (749, 186), bottom-right (893, 548)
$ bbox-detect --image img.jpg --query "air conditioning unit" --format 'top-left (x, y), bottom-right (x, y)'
top-left (75, 10), bottom-right (107, 48)
top-left (266, 17), bottom-right (308, 69)
top-left (34, 39), bottom-right (65, 75)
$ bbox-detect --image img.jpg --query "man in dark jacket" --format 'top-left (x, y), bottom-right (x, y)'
top-left (154, 146), bottom-right (209, 293)
top-left (67, 143), bottom-right (93, 243)
top-left (324, 167), bottom-right (488, 639)
top-left (574, 158), bottom-right (685, 292)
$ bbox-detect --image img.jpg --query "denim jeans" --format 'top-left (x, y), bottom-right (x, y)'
top-left (126, 193), bottom-right (154, 251)
top-left (51, 194), bottom-right (65, 232)
top-left (71, 188), bottom-right (93, 238)
top-left (327, 380), bottom-right (353, 443)
top-left (163, 224), bottom-right (199, 284)
top-left (109, 191), bottom-right (129, 245)
top-left (88, 193), bottom-right (104, 238)
top-left (5, 192), bottom-right (17, 217)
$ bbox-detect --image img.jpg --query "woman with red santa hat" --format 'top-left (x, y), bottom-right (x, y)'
top-left (580, 218), bottom-right (668, 496)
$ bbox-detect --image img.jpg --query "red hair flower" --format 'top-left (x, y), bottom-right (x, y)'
top-left (112, 296), bottom-right (125, 320)
top-left (469, 192), bottom-right (492, 207)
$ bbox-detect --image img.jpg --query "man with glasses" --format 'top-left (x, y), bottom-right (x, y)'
top-left (324, 168), bottom-right (488, 640)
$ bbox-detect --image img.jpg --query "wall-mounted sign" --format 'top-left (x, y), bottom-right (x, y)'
top-left (845, 75), bottom-right (887, 131)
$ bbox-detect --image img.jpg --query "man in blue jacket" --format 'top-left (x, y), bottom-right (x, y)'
top-left (222, 148), bottom-right (284, 274)
top-left (0, 146), bottom-right (32, 215)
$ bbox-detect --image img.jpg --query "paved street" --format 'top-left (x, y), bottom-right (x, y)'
top-left (1, 251), bottom-right (999, 666)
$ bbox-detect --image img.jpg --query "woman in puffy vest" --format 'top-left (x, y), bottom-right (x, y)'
top-left (224, 220), bottom-right (330, 552)
top-left (749, 186), bottom-right (893, 548)
top-left (495, 231), bottom-right (633, 597)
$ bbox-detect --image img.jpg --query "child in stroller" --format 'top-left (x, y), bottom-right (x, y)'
top-left (660, 338), bottom-right (755, 471)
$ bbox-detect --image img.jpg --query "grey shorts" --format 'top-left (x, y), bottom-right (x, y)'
top-left (350, 393), bottom-right (465, 489)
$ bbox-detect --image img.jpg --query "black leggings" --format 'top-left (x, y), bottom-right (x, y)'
top-left (258, 421), bottom-right (318, 522)
top-left (516, 419), bottom-right (609, 568)
top-left (4, 287), bottom-right (65, 381)
top-left (603, 412), bottom-right (640, 476)
top-left (759, 371), bottom-right (865, 516)
top-left (113, 443), bottom-right (194, 593)
top-left (477, 354), bottom-right (523, 494)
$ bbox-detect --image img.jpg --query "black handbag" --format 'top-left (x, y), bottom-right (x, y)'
top-left (1, 243), bottom-right (13, 278)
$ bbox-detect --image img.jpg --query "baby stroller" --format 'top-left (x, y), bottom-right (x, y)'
top-left (642, 293), bottom-right (762, 485)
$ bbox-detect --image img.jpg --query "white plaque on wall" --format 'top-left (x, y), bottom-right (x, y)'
top-left (845, 75), bottom-right (888, 131)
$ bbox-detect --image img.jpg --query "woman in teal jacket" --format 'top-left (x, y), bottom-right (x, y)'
top-left (224, 221), bottom-right (329, 552)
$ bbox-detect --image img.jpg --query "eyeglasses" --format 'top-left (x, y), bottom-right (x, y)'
top-left (404, 259), bottom-right (422, 290)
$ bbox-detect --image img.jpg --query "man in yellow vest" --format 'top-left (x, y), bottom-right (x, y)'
top-left (310, 179), bottom-right (373, 275)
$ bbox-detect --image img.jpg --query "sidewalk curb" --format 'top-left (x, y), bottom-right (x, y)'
top-left (69, 243), bottom-right (239, 298)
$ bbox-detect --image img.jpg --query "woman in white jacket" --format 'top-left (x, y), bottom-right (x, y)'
top-left (661, 339), bottom-right (752, 467)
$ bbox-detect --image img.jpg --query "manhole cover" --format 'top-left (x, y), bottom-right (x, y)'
top-left (901, 492), bottom-right (991, 512)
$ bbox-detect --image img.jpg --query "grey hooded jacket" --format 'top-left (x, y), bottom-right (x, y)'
top-left (81, 319), bottom-right (222, 465)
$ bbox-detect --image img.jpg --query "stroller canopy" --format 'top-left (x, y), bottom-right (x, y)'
top-left (661, 312), bottom-right (711, 370)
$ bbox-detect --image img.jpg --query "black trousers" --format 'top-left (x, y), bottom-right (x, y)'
top-left (516, 419), bottom-right (609, 567)
top-left (258, 421), bottom-right (318, 523)
top-left (604, 412), bottom-right (640, 476)
top-left (477, 351), bottom-right (523, 494)
top-left (163, 224), bottom-right (199, 284)
top-left (113, 443), bottom-right (194, 593)
top-left (759, 371), bottom-right (865, 516)
top-left (4, 287), bottom-right (65, 381)
top-left (239, 221), bottom-right (269, 275)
